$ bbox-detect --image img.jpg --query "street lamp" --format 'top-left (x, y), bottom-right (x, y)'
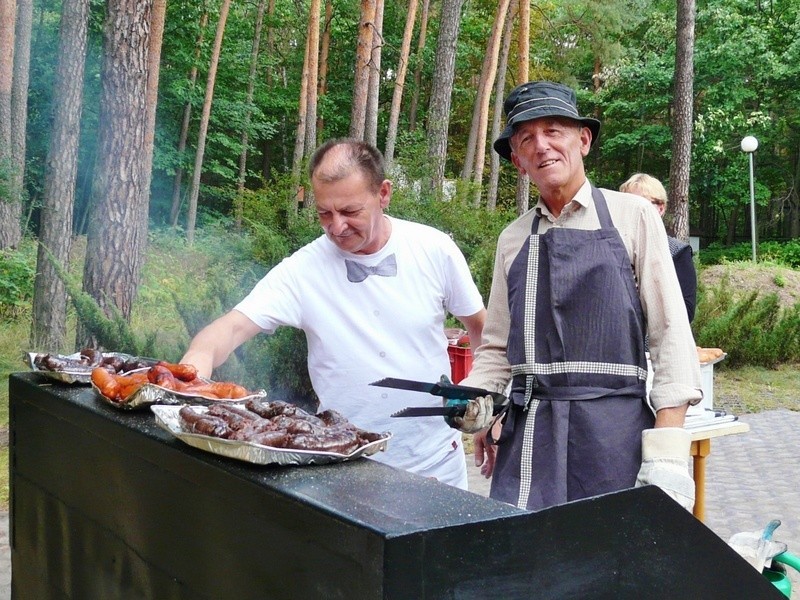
top-left (741, 135), bottom-right (759, 262)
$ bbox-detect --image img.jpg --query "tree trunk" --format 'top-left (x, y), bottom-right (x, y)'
top-left (725, 204), bottom-right (740, 246)
top-left (471, 0), bottom-right (512, 207)
top-left (487, 2), bottom-right (516, 211)
top-left (303, 0), bottom-right (321, 157)
top-left (462, 0), bottom-right (513, 182)
top-left (302, 0), bottom-right (322, 209)
top-left (461, 69), bottom-right (489, 180)
top-left (365, 0), bottom-right (384, 147)
top-left (11, 0), bottom-right (31, 231)
top-left (169, 9), bottom-right (208, 227)
top-left (80, 0), bottom-right (153, 346)
top-left (261, 0), bottom-right (276, 180)
top-left (186, 0), bottom-right (232, 245)
top-left (667, 0), bottom-right (695, 243)
top-left (408, 0), bottom-right (429, 132)
top-left (426, 0), bottom-right (465, 196)
top-left (31, 0), bottom-right (89, 351)
top-left (290, 13), bottom-right (311, 183)
top-left (0, 0), bottom-right (21, 249)
top-left (350, 0), bottom-right (375, 140)
top-left (235, 0), bottom-right (267, 228)
top-left (593, 55), bottom-right (602, 92)
top-left (142, 0), bottom-right (165, 203)
top-left (316, 0), bottom-right (332, 136)
top-left (790, 145), bottom-right (800, 238)
top-left (515, 0), bottom-right (530, 216)
top-left (384, 0), bottom-right (418, 168)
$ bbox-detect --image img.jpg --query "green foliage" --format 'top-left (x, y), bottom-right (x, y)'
top-left (165, 206), bottom-right (317, 397)
top-left (759, 241), bottom-right (800, 268)
top-left (245, 329), bottom-right (318, 412)
top-left (387, 189), bottom-right (516, 302)
top-left (20, 0), bottom-right (800, 248)
top-left (391, 130), bottom-right (435, 184)
top-left (43, 247), bottom-right (157, 357)
top-left (700, 240), bottom-right (800, 268)
top-left (698, 242), bottom-right (755, 265)
top-left (693, 278), bottom-right (800, 368)
top-left (144, 225), bottom-right (262, 347)
top-left (241, 172), bottom-right (320, 261)
top-left (0, 243), bottom-right (36, 320)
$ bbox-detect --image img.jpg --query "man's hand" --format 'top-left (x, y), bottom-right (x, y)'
top-left (473, 429), bottom-right (496, 478)
top-left (635, 427), bottom-right (695, 511)
top-left (445, 395), bottom-right (494, 433)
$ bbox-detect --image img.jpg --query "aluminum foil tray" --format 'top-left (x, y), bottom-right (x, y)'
top-left (25, 351), bottom-right (148, 385)
top-left (151, 404), bottom-right (391, 466)
top-left (93, 381), bottom-right (268, 411)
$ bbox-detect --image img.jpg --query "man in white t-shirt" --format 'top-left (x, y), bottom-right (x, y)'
top-left (181, 139), bottom-right (486, 488)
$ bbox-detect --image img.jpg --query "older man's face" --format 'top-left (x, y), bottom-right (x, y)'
top-left (509, 117), bottom-right (591, 199)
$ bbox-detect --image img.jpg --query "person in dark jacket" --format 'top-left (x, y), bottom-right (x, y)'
top-left (620, 173), bottom-right (697, 322)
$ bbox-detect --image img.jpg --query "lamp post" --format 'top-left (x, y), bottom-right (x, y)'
top-left (741, 135), bottom-right (759, 262)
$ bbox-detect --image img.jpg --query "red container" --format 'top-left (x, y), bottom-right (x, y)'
top-left (448, 345), bottom-right (473, 383)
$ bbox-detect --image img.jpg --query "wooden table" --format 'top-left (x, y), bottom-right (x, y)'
top-left (688, 420), bottom-right (750, 522)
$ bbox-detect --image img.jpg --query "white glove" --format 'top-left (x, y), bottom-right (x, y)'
top-left (449, 395), bottom-right (495, 434)
top-left (728, 529), bottom-right (787, 572)
top-left (635, 427), bottom-right (695, 511)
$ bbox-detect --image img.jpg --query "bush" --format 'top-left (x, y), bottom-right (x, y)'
top-left (700, 239), bottom-right (800, 268)
top-left (0, 242), bottom-right (36, 320)
top-left (693, 276), bottom-right (800, 368)
top-left (387, 190), bottom-right (515, 301)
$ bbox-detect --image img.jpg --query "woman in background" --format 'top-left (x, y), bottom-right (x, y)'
top-left (620, 173), bottom-right (697, 322)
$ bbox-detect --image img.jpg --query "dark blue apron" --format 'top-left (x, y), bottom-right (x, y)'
top-left (489, 187), bottom-right (654, 511)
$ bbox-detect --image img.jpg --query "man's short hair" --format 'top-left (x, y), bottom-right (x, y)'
top-left (620, 173), bottom-right (668, 207)
top-left (309, 139), bottom-right (386, 192)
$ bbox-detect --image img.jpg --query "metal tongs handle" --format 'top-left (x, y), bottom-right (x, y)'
top-left (431, 376), bottom-right (506, 403)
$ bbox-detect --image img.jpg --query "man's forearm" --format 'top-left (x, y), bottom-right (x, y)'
top-left (181, 328), bottom-right (229, 378)
top-left (654, 403), bottom-right (689, 428)
top-left (458, 308), bottom-right (486, 350)
top-left (180, 311), bottom-right (262, 378)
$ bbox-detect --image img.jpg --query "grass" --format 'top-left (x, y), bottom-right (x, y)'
top-left (715, 364), bottom-right (800, 414)
top-left (1, 318), bottom-right (30, 511)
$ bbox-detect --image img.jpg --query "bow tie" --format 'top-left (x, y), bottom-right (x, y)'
top-left (345, 254), bottom-right (397, 283)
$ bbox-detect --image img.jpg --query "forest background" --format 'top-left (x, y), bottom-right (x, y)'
top-left (1, 0), bottom-right (800, 427)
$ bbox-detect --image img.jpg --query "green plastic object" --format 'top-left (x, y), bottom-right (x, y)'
top-left (764, 568), bottom-right (791, 598)
top-left (765, 551), bottom-right (800, 598)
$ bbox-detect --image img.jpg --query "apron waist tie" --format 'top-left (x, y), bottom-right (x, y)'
top-left (510, 383), bottom-right (646, 405)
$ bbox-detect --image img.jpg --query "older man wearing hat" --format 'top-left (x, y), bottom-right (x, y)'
top-left (455, 81), bottom-right (702, 512)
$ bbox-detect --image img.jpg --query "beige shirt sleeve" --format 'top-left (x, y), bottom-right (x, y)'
top-left (462, 180), bottom-right (702, 410)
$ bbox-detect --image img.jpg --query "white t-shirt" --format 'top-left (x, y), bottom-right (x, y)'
top-left (235, 216), bottom-right (484, 486)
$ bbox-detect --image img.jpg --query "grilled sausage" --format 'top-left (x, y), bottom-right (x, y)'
top-left (91, 367), bottom-right (122, 401)
top-left (156, 361), bottom-right (199, 382)
top-left (179, 406), bottom-right (232, 438)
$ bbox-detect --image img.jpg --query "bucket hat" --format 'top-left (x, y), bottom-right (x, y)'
top-left (493, 81), bottom-right (601, 161)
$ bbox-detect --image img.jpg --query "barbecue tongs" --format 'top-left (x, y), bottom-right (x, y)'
top-left (370, 375), bottom-right (508, 418)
